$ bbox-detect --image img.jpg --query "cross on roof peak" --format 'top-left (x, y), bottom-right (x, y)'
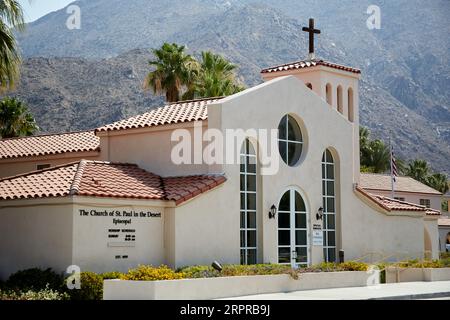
top-left (302, 18), bottom-right (321, 60)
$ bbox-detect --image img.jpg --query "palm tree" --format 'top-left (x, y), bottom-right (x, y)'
top-left (367, 139), bottom-right (390, 173)
top-left (0, 0), bottom-right (25, 91)
top-left (188, 51), bottom-right (244, 99)
top-left (406, 159), bottom-right (430, 184)
top-left (0, 97), bottom-right (38, 138)
top-left (359, 126), bottom-right (371, 165)
top-left (426, 173), bottom-right (449, 194)
top-left (144, 43), bottom-right (198, 102)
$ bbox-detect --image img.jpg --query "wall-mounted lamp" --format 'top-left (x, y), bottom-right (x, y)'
top-left (316, 207), bottom-right (324, 221)
top-left (269, 204), bottom-right (277, 219)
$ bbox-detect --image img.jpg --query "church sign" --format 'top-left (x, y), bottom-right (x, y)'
top-left (73, 206), bottom-right (165, 270)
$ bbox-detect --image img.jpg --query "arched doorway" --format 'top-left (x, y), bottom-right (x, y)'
top-left (277, 189), bottom-right (309, 268)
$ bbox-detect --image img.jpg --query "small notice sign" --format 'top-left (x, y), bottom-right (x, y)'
top-left (312, 224), bottom-right (323, 246)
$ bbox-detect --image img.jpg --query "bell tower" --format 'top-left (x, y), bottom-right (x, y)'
top-left (260, 18), bottom-right (362, 181)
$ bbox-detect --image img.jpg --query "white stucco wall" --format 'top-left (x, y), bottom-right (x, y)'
top-left (72, 199), bottom-right (166, 273)
top-left (99, 124), bottom-right (209, 177)
top-left (170, 185), bottom-right (238, 268)
top-left (207, 76), bottom-right (355, 265)
top-left (0, 201), bottom-right (74, 280)
top-left (344, 192), bottom-right (427, 261)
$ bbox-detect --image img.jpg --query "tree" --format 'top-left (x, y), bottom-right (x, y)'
top-left (0, 0), bottom-right (25, 91)
top-left (144, 43), bottom-right (198, 102)
top-left (190, 51), bottom-right (244, 99)
top-left (366, 139), bottom-right (390, 173)
top-left (406, 159), bottom-right (431, 184)
top-left (359, 127), bottom-right (390, 173)
top-left (359, 126), bottom-right (371, 166)
top-left (0, 97), bottom-right (38, 138)
top-left (426, 173), bottom-right (449, 194)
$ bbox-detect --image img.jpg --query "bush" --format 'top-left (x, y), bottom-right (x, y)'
top-left (180, 264), bottom-right (292, 279)
top-left (396, 259), bottom-right (444, 268)
top-left (338, 261), bottom-right (369, 271)
top-left (121, 265), bottom-right (184, 281)
top-left (0, 285), bottom-right (69, 300)
top-left (440, 252), bottom-right (450, 260)
top-left (101, 271), bottom-right (123, 280)
top-left (6, 268), bottom-right (64, 291)
top-left (67, 272), bottom-right (104, 301)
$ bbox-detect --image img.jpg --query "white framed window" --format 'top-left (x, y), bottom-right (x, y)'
top-left (278, 115), bottom-right (303, 166)
top-left (420, 199), bottom-right (431, 208)
top-left (240, 139), bottom-right (257, 264)
top-left (322, 149), bottom-right (336, 262)
top-left (394, 197), bottom-right (406, 202)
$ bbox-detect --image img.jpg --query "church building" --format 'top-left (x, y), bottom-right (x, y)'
top-left (0, 20), bottom-right (441, 279)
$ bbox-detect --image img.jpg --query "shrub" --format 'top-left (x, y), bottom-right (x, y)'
top-left (0, 285), bottom-right (69, 300)
top-left (179, 265), bottom-right (219, 278)
top-left (440, 257), bottom-right (450, 267)
top-left (101, 271), bottom-right (123, 280)
top-left (121, 265), bottom-right (185, 281)
top-left (396, 259), bottom-right (444, 268)
top-left (6, 268), bottom-right (64, 291)
top-left (338, 261), bottom-right (369, 271)
top-left (67, 272), bottom-right (104, 301)
top-left (180, 264), bottom-right (292, 279)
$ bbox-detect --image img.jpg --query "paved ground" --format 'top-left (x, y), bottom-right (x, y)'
top-left (222, 281), bottom-right (450, 300)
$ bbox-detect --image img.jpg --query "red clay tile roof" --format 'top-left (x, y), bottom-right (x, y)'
top-left (0, 160), bottom-right (226, 205)
top-left (355, 186), bottom-right (440, 216)
top-left (164, 174), bottom-right (227, 205)
top-left (261, 59), bottom-right (361, 75)
top-left (0, 131), bottom-right (100, 160)
top-left (95, 98), bottom-right (222, 133)
top-left (360, 173), bottom-right (442, 195)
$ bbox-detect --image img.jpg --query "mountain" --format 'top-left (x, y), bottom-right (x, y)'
top-left (8, 0), bottom-right (450, 173)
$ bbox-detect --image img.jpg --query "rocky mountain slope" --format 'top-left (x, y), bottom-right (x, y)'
top-left (7, 0), bottom-right (450, 172)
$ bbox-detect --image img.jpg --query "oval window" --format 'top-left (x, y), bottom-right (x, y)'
top-left (278, 115), bottom-right (303, 166)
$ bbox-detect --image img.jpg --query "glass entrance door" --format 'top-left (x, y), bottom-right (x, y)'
top-left (278, 189), bottom-right (309, 268)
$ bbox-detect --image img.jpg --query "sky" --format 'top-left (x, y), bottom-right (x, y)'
top-left (18, 0), bottom-right (75, 22)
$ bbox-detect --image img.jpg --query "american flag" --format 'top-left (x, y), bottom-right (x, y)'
top-left (391, 146), bottom-right (398, 182)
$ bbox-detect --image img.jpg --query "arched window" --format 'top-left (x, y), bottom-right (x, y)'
top-left (306, 83), bottom-right (313, 90)
top-left (322, 149), bottom-right (336, 262)
top-left (326, 83), bottom-right (333, 106)
top-left (337, 85), bottom-right (343, 114)
top-left (240, 139), bottom-right (257, 264)
top-left (278, 189), bottom-right (309, 267)
top-left (348, 88), bottom-right (354, 122)
top-left (278, 115), bottom-right (303, 166)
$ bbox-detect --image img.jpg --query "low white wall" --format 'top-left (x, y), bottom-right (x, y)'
top-left (104, 271), bottom-right (371, 300)
top-left (386, 267), bottom-right (450, 283)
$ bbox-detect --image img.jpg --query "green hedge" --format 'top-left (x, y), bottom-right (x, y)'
top-left (5, 268), bottom-right (64, 292)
